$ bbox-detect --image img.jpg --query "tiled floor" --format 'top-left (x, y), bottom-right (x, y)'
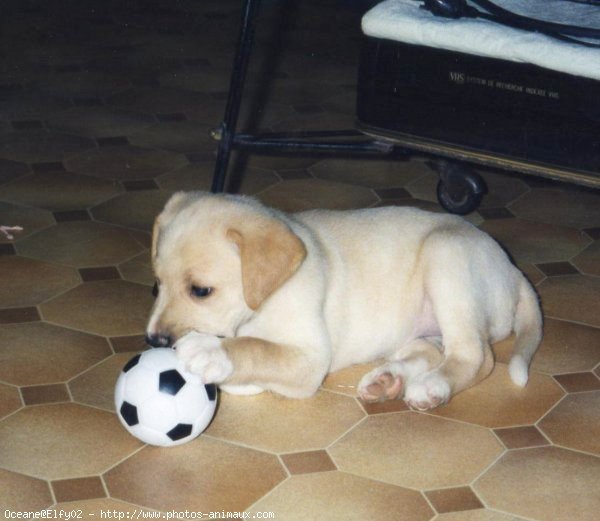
top-left (1, 1), bottom-right (599, 520)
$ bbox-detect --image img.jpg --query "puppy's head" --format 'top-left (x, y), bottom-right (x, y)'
top-left (145, 192), bottom-right (306, 347)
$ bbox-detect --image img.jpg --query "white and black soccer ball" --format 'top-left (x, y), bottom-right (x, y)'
top-left (115, 348), bottom-right (217, 447)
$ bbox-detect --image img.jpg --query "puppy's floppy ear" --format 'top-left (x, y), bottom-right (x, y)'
top-left (227, 217), bottom-right (307, 310)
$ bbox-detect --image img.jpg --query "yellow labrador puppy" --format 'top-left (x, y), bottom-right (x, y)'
top-left (146, 191), bottom-right (542, 410)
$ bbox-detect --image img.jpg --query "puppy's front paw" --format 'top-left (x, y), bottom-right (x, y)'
top-left (358, 364), bottom-right (404, 403)
top-left (404, 372), bottom-right (451, 411)
top-left (175, 332), bottom-right (233, 384)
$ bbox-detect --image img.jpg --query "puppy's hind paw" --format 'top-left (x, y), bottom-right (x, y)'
top-left (175, 331), bottom-right (233, 384)
top-left (404, 373), bottom-right (450, 411)
top-left (358, 367), bottom-right (404, 403)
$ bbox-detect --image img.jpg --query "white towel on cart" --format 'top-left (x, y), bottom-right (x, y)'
top-left (362, 0), bottom-right (600, 80)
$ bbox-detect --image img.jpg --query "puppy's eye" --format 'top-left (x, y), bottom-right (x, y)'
top-left (191, 285), bottom-right (213, 298)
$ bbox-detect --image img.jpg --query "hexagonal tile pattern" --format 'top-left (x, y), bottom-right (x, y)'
top-left (70, 352), bottom-right (140, 412)
top-left (104, 438), bottom-right (286, 512)
top-left (91, 190), bottom-right (172, 232)
top-left (538, 392), bottom-right (600, 455)
top-left (429, 364), bottom-right (564, 428)
top-left (206, 390), bottom-right (365, 453)
top-left (47, 106), bottom-right (155, 138)
top-left (0, 130), bottom-right (95, 163)
top-left (509, 188), bottom-right (600, 229)
top-left (118, 251), bottom-right (154, 286)
top-left (248, 471), bottom-right (434, 521)
top-left (329, 412), bottom-right (503, 489)
top-left (0, 255), bottom-right (79, 307)
top-left (259, 178), bottom-right (378, 212)
top-left (65, 145), bottom-right (188, 180)
top-left (474, 447), bottom-right (600, 521)
top-left (309, 158), bottom-right (427, 189)
top-left (0, 468), bottom-right (53, 512)
top-left (16, 221), bottom-right (146, 268)
top-left (40, 280), bottom-right (155, 337)
top-left (480, 219), bottom-right (591, 264)
top-left (0, 201), bottom-right (54, 243)
top-left (0, 403), bottom-right (142, 480)
top-left (0, 322), bottom-right (111, 385)
top-left (128, 121), bottom-right (216, 154)
top-left (0, 171), bottom-right (122, 211)
top-left (538, 275), bottom-right (600, 327)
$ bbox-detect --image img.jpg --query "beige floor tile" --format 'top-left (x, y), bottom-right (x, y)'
top-left (509, 188), bottom-right (600, 229)
top-left (118, 251), bottom-right (154, 286)
top-left (70, 352), bottom-right (141, 412)
top-left (248, 471), bottom-right (434, 521)
top-left (40, 280), bottom-right (154, 337)
top-left (436, 511), bottom-right (527, 521)
top-left (65, 145), bottom-right (188, 181)
top-left (258, 178), bottom-right (377, 212)
top-left (91, 190), bottom-right (173, 232)
top-left (47, 106), bottom-right (155, 138)
top-left (206, 390), bottom-right (365, 453)
top-left (329, 412), bottom-right (503, 489)
top-left (0, 171), bottom-right (122, 211)
top-left (0, 256), bottom-right (79, 307)
top-left (538, 275), bottom-right (600, 327)
top-left (572, 240), bottom-right (600, 276)
top-left (0, 403), bottom-right (142, 479)
top-left (0, 383), bottom-right (22, 419)
top-left (538, 392), bottom-right (600, 455)
top-left (474, 447), bottom-right (600, 521)
top-left (104, 438), bottom-right (285, 512)
top-left (309, 158), bottom-right (428, 189)
top-left (0, 130), bottom-right (95, 163)
top-left (128, 121), bottom-right (215, 154)
top-left (17, 221), bottom-right (145, 268)
top-left (429, 364), bottom-right (564, 428)
top-left (50, 498), bottom-right (157, 517)
top-left (0, 322), bottom-right (111, 385)
top-left (0, 201), bottom-right (54, 244)
top-left (320, 360), bottom-right (380, 397)
top-left (480, 219), bottom-right (591, 264)
top-left (0, 468), bottom-right (53, 512)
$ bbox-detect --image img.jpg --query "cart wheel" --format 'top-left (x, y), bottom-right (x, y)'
top-left (433, 162), bottom-right (486, 215)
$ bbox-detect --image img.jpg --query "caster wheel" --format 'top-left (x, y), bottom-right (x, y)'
top-left (432, 161), bottom-right (486, 215)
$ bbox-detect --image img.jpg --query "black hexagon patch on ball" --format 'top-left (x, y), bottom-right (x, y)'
top-left (159, 369), bottom-right (186, 395)
top-left (119, 401), bottom-right (139, 426)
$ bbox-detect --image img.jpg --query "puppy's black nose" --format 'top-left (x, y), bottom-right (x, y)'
top-left (145, 333), bottom-right (173, 348)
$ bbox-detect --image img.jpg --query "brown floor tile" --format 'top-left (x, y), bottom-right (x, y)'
top-left (425, 486), bottom-right (484, 513)
top-left (70, 352), bottom-right (141, 412)
top-left (17, 221), bottom-right (145, 268)
top-left (359, 397), bottom-right (410, 414)
top-left (118, 252), bottom-right (155, 286)
top-left (436, 511), bottom-right (528, 521)
top-left (0, 256), bottom-right (79, 307)
top-left (0, 171), bottom-right (122, 212)
top-left (480, 218), bottom-right (591, 264)
top-left (128, 120), bottom-right (216, 154)
top-left (0, 306), bottom-right (40, 324)
top-left (538, 392), bottom-right (600, 455)
top-left (493, 426), bottom-right (549, 449)
top-left (553, 372), bottom-right (600, 392)
top-left (248, 471), bottom-right (434, 521)
top-left (105, 438), bottom-right (285, 512)
top-left (535, 261), bottom-right (579, 277)
top-left (0, 383), bottom-right (22, 420)
top-left (329, 412), bottom-right (502, 489)
top-left (258, 178), bottom-right (378, 212)
top-left (65, 145), bottom-right (188, 181)
top-left (281, 450), bottom-right (337, 474)
top-left (509, 188), bottom-right (600, 229)
top-left (309, 158), bottom-right (427, 189)
top-left (206, 390), bottom-right (365, 453)
top-left (21, 383), bottom-right (70, 405)
top-left (0, 157), bottom-right (30, 185)
top-left (538, 274), bottom-right (600, 327)
top-left (40, 280), bottom-right (155, 337)
top-left (429, 364), bottom-right (564, 428)
top-left (0, 403), bottom-right (142, 480)
top-left (475, 447), bottom-right (600, 521)
top-left (0, 468), bottom-right (53, 511)
top-left (0, 130), bottom-right (95, 163)
top-left (110, 335), bottom-right (147, 353)
top-left (0, 322), bottom-right (111, 385)
top-left (79, 266), bottom-right (121, 282)
top-left (52, 476), bottom-right (106, 503)
top-left (572, 240), bottom-right (600, 276)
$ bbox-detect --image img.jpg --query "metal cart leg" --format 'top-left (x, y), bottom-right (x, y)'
top-left (211, 0), bottom-right (262, 194)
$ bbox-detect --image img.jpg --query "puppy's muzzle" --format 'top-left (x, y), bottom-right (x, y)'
top-left (145, 332), bottom-right (173, 348)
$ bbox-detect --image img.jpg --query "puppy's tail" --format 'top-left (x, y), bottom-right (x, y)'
top-left (509, 278), bottom-right (543, 387)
